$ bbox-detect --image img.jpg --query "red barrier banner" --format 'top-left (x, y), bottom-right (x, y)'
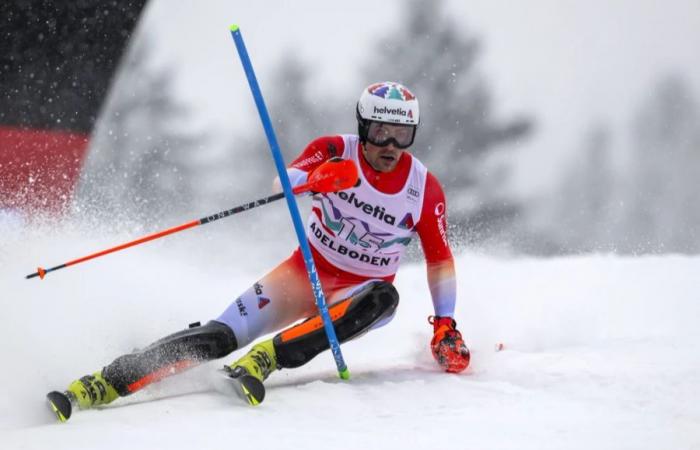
top-left (0, 126), bottom-right (89, 215)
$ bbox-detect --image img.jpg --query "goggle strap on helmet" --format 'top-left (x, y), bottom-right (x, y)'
top-left (356, 104), bottom-right (370, 143)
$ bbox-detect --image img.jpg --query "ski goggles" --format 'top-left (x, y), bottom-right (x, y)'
top-left (366, 121), bottom-right (417, 149)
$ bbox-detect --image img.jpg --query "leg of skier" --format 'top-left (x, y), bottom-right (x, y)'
top-left (52, 250), bottom-right (323, 417)
top-left (49, 249), bottom-right (398, 419)
top-left (225, 276), bottom-right (400, 385)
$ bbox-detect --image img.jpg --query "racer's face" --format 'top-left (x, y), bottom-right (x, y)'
top-left (362, 140), bottom-right (404, 172)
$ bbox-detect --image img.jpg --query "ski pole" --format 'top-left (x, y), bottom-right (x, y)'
top-left (230, 25), bottom-right (351, 380)
top-left (25, 159), bottom-right (358, 281)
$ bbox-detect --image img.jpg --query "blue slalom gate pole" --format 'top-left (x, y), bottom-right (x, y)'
top-left (229, 25), bottom-right (349, 380)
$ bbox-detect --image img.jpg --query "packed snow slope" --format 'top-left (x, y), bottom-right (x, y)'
top-left (1, 219), bottom-right (699, 450)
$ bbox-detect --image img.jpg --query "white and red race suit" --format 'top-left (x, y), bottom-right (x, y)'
top-left (290, 135), bottom-right (456, 312)
top-left (217, 135), bottom-right (457, 347)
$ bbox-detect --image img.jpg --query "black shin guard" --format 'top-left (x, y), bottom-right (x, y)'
top-left (103, 320), bottom-right (238, 396)
top-left (273, 281), bottom-right (399, 369)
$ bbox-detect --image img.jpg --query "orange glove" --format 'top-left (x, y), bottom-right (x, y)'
top-left (429, 316), bottom-right (470, 373)
top-left (304, 157), bottom-right (359, 193)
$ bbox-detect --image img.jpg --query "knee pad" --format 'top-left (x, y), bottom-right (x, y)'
top-left (103, 320), bottom-right (238, 395)
top-left (273, 281), bottom-right (399, 369)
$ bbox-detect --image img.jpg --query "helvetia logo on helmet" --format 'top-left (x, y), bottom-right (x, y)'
top-left (373, 106), bottom-right (408, 117)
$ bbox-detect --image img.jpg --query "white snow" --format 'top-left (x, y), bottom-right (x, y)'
top-left (1, 221), bottom-right (699, 449)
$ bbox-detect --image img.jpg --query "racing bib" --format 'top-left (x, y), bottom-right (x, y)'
top-left (307, 134), bottom-right (427, 278)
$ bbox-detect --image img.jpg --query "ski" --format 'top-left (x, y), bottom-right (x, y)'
top-left (47, 391), bottom-right (73, 422)
top-left (220, 367), bottom-right (266, 406)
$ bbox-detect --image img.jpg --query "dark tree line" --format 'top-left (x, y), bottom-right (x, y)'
top-left (80, 0), bottom-right (534, 247)
top-left (78, 3), bottom-right (699, 255)
top-left (248, 0), bottom-right (533, 249)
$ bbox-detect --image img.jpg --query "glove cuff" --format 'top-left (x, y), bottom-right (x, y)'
top-left (428, 315), bottom-right (457, 334)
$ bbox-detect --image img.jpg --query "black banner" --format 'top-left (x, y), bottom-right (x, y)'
top-left (0, 0), bottom-right (148, 133)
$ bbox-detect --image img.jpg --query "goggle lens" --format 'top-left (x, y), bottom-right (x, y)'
top-left (366, 122), bottom-right (416, 149)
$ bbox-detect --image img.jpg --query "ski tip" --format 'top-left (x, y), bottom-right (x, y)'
top-left (339, 368), bottom-right (350, 380)
top-left (46, 391), bottom-right (72, 422)
top-left (229, 24), bottom-right (239, 32)
top-left (238, 375), bottom-right (265, 406)
top-left (223, 368), bottom-right (265, 406)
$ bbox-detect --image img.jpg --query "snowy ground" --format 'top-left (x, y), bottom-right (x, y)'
top-left (1, 219), bottom-right (699, 450)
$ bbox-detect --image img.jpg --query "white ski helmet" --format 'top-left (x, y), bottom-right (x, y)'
top-left (356, 82), bottom-right (420, 147)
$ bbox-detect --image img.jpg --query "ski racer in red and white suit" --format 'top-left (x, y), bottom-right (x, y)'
top-left (216, 130), bottom-right (469, 373)
top-left (56, 83), bottom-right (469, 416)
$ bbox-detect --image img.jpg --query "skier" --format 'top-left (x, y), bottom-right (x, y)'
top-left (48, 81), bottom-right (469, 419)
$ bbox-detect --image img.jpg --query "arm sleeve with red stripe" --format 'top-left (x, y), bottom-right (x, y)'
top-left (415, 172), bottom-right (457, 318)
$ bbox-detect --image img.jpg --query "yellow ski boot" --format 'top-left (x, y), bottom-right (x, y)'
top-left (223, 339), bottom-right (277, 405)
top-left (67, 372), bottom-right (120, 409)
top-left (47, 372), bottom-right (120, 422)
